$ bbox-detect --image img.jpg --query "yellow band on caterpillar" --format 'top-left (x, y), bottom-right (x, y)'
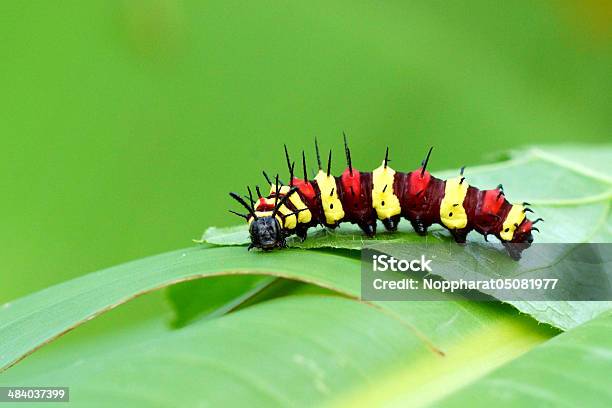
top-left (264, 191), bottom-right (297, 229)
top-left (279, 185), bottom-right (312, 224)
top-left (440, 176), bottom-right (469, 229)
top-left (314, 170), bottom-right (344, 224)
top-left (372, 162), bottom-right (401, 220)
top-left (501, 204), bottom-right (526, 241)
top-left (249, 211), bottom-right (283, 226)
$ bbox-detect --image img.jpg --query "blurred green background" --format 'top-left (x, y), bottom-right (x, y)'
top-left (1, 0), bottom-right (610, 314)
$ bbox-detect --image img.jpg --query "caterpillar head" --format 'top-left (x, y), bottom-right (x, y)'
top-left (248, 216), bottom-right (285, 250)
top-left (511, 219), bottom-right (535, 244)
top-left (502, 219), bottom-right (536, 260)
top-left (230, 186), bottom-right (297, 251)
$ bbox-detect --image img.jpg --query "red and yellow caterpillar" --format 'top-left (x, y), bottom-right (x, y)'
top-left (229, 137), bottom-right (542, 259)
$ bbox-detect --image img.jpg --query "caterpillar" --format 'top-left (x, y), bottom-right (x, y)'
top-left (229, 136), bottom-right (543, 259)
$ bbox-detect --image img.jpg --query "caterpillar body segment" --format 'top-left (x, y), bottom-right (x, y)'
top-left (229, 141), bottom-right (540, 259)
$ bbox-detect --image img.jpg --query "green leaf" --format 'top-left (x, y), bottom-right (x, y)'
top-left (202, 146), bottom-right (612, 329)
top-left (167, 275), bottom-right (339, 328)
top-left (324, 308), bottom-right (612, 407)
top-left (166, 275), bottom-right (277, 327)
top-left (0, 244), bottom-right (550, 373)
top-left (0, 295), bottom-right (556, 406)
top-left (431, 309), bottom-right (612, 407)
top-left (3, 197), bottom-right (607, 405)
top-left (0, 247), bottom-right (355, 372)
top-left (200, 225), bottom-right (252, 246)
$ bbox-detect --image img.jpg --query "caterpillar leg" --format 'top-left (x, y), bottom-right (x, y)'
top-left (382, 215), bottom-right (401, 232)
top-left (359, 222), bottom-right (377, 237)
top-left (410, 218), bottom-right (428, 236)
top-left (278, 236), bottom-right (288, 249)
top-left (449, 228), bottom-right (469, 244)
top-left (295, 225), bottom-right (308, 242)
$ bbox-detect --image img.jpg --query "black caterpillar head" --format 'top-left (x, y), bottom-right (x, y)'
top-left (248, 216), bottom-right (285, 250)
top-left (229, 185), bottom-right (297, 251)
top-left (502, 218), bottom-right (538, 260)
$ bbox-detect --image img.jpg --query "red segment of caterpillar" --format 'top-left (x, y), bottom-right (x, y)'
top-left (395, 169), bottom-right (443, 236)
top-left (338, 169), bottom-right (376, 236)
top-left (229, 138), bottom-right (541, 259)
